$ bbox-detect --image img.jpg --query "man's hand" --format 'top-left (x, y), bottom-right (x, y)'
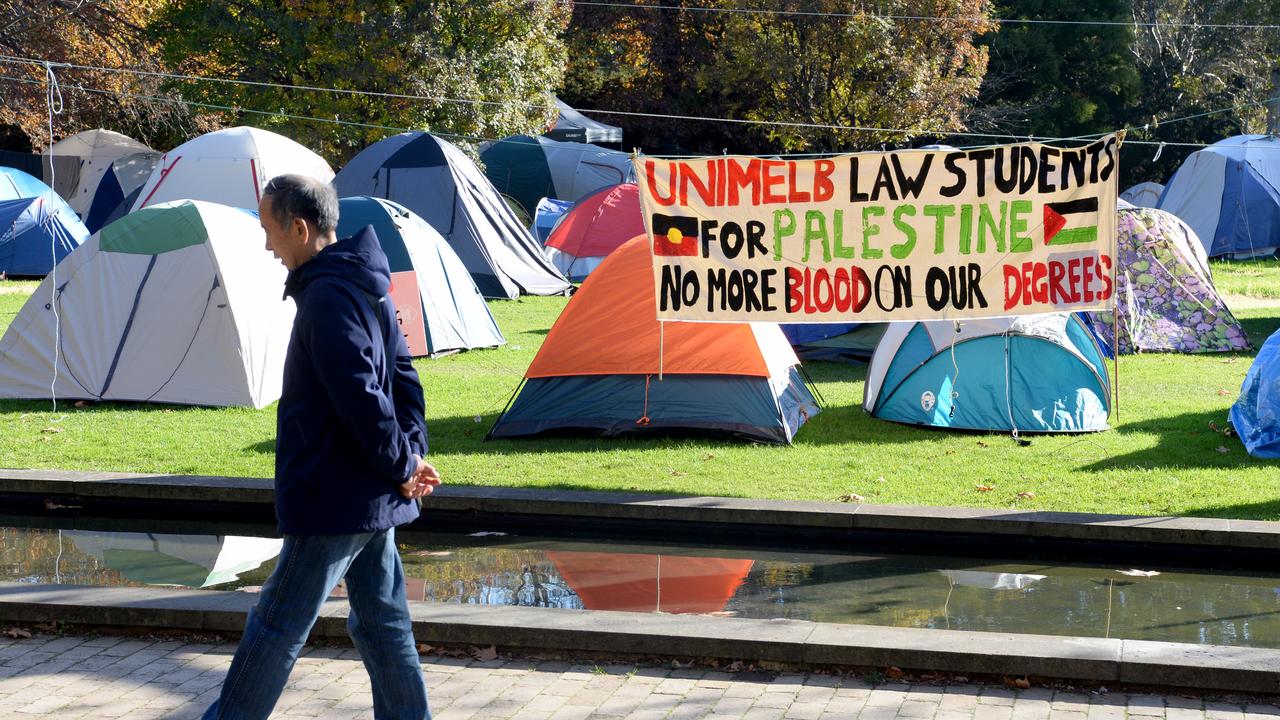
top-left (399, 455), bottom-right (442, 499)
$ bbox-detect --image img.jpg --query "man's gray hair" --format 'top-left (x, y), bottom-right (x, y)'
top-left (262, 174), bottom-right (339, 234)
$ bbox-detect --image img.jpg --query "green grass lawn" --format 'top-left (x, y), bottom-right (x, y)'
top-left (2, 272), bottom-right (1279, 520)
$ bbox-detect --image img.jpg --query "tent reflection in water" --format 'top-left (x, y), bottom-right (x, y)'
top-left (546, 551), bottom-right (753, 614)
top-left (63, 532), bottom-right (282, 588)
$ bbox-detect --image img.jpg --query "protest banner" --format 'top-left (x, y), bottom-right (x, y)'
top-left (635, 136), bottom-right (1119, 323)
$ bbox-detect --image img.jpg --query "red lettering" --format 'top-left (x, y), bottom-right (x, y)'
top-left (1067, 258), bottom-right (1082, 303)
top-left (1098, 254), bottom-right (1113, 300)
top-left (813, 269), bottom-right (833, 312)
top-left (787, 161), bottom-right (811, 203)
top-left (834, 268), bottom-right (851, 312)
top-left (1081, 256), bottom-right (1095, 303)
top-left (1003, 265), bottom-right (1022, 311)
top-left (678, 161), bottom-right (716, 206)
top-left (644, 160), bottom-right (677, 206)
top-left (814, 160), bottom-right (835, 202)
top-left (1049, 261), bottom-right (1068, 304)
top-left (786, 266), bottom-right (802, 312)
top-left (1031, 262), bottom-right (1048, 304)
top-left (727, 158), bottom-right (760, 205)
top-left (762, 160), bottom-right (787, 204)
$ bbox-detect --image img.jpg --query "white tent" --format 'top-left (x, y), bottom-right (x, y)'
top-left (1120, 181), bottom-right (1163, 208)
top-left (0, 200), bottom-right (295, 407)
top-left (545, 97), bottom-right (623, 145)
top-left (65, 531), bottom-right (282, 588)
top-left (132, 126), bottom-right (333, 212)
top-left (48, 129), bottom-right (155, 216)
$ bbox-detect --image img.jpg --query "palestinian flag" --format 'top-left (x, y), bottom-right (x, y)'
top-left (1043, 198), bottom-right (1098, 246)
top-left (651, 213), bottom-right (700, 257)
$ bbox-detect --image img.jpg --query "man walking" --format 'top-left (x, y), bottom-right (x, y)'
top-left (203, 174), bottom-right (439, 719)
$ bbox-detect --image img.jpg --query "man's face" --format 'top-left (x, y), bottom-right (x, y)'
top-left (260, 195), bottom-right (301, 270)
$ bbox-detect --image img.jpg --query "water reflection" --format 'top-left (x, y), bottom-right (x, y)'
top-left (3, 525), bottom-right (1280, 650)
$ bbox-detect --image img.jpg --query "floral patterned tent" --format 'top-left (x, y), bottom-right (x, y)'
top-left (1085, 206), bottom-right (1249, 355)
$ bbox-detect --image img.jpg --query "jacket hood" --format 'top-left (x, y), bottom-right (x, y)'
top-left (285, 225), bottom-right (388, 298)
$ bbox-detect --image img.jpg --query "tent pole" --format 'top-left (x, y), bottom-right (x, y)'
top-left (1112, 266), bottom-right (1120, 426)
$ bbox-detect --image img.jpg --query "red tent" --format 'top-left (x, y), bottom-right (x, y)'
top-left (547, 551), bottom-right (753, 614)
top-left (544, 183), bottom-right (644, 281)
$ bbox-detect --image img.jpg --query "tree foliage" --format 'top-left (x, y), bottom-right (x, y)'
top-left (0, 0), bottom-right (200, 150)
top-left (152, 0), bottom-right (571, 164)
top-left (564, 1), bottom-right (994, 154)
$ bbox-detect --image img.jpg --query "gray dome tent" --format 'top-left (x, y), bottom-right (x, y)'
top-left (334, 132), bottom-right (570, 300)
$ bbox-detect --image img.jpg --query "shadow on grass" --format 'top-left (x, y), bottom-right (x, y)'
top-left (1236, 313), bottom-right (1280, 350)
top-left (1080, 407), bottom-right (1275, 473)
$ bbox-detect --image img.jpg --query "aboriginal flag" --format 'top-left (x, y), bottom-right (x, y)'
top-left (651, 213), bottom-right (700, 257)
top-left (1043, 198), bottom-right (1098, 246)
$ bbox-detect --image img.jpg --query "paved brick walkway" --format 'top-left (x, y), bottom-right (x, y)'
top-left (1, 632), bottom-right (1278, 719)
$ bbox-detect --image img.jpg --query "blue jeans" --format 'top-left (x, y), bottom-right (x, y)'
top-left (203, 527), bottom-right (429, 720)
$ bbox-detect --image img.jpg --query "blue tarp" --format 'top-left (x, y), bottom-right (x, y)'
top-left (1230, 329), bottom-right (1280, 458)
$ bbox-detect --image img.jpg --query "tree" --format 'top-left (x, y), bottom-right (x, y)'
top-left (0, 0), bottom-right (200, 150)
top-left (709, 0), bottom-right (995, 152)
top-left (1123, 0), bottom-right (1280, 182)
top-left (152, 0), bottom-right (571, 165)
top-left (563, 1), bottom-right (994, 155)
top-left (976, 0), bottom-right (1141, 140)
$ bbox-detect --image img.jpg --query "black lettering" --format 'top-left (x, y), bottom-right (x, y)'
top-left (707, 268), bottom-right (726, 312)
top-left (849, 156), bottom-right (869, 202)
top-left (1060, 147), bottom-right (1085, 190)
top-left (872, 158), bottom-right (899, 202)
top-left (968, 148), bottom-right (994, 197)
top-left (891, 154), bottom-right (934, 200)
top-left (940, 152), bottom-right (966, 197)
top-left (925, 266), bottom-right (950, 311)
top-left (746, 220), bottom-right (767, 258)
top-left (699, 220), bottom-right (718, 258)
top-left (762, 268), bottom-right (778, 311)
top-left (720, 222), bottom-right (744, 259)
top-left (968, 263), bottom-right (988, 308)
top-left (993, 147), bottom-right (1018, 193)
top-left (1037, 146), bottom-right (1060, 193)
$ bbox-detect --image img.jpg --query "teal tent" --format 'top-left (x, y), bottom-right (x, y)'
top-left (864, 315), bottom-right (1110, 433)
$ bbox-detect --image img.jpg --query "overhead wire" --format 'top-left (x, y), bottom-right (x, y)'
top-left (569, 1), bottom-right (1280, 30)
top-left (1, 53), bottom-right (1276, 157)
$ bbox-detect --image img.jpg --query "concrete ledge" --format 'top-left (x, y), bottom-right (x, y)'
top-left (4, 468), bottom-right (1280, 552)
top-left (3, 582), bottom-right (1278, 693)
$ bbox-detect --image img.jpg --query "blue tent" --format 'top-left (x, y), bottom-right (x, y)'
top-left (0, 196), bottom-right (90, 276)
top-left (334, 132), bottom-right (569, 300)
top-left (864, 314), bottom-right (1110, 433)
top-left (0, 167), bottom-right (56, 201)
top-left (781, 323), bottom-right (886, 363)
top-left (336, 197), bottom-right (505, 357)
top-left (1157, 135), bottom-right (1280, 258)
top-left (532, 197), bottom-right (573, 244)
top-left (1230, 329), bottom-right (1280, 458)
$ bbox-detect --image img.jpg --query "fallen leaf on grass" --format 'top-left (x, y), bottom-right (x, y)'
top-left (1017, 491), bottom-right (1037, 500)
top-left (4, 627), bottom-right (31, 639)
top-left (875, 476), bottom-right (886, 483)
top-left (944, 449), bottom-right (956, 455)
top-left (701, 452), bottom-right (716, 461)
top-left (1216, 446), bottom-right (1230, 454)
top-left (1118, 569), bottom-right (1160, 577)
top-left (39, 427), bottom-right (62, 434)
top-left (670, 470), bottom-right (686, 477)
top-left (837, 492), bottom-right (865, 503)
top-left (1221, 358), bottom-right (1237, 364)
top-left (975, 484), bottom-right (996, 492)
top-left (73, 400), bottom-right (89, 408)
top-left (976, 441), bottom-right (988, 448)
top-left (472, 645), bottom-right (498, 662)
top-left (1217, 389), bottom-right (1230, 396)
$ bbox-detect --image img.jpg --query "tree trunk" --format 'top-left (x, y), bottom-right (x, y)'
top-left (1270, 66), bottom-right (1280, 136)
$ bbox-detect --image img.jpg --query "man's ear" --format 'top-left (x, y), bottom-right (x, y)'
top-left (291, 216), bottom-right (309, 242)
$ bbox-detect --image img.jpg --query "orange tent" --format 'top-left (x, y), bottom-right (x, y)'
top-left (547, 551), bottom-right (753, 614)
top-left (489, 236), bottom-right (820, 443)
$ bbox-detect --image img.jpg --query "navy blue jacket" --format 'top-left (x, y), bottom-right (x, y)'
top-left (275, 226), bottom-right (426, 535)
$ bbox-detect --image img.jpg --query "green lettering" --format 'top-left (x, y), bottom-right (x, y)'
top-left (803, 210), bottom-right (831, 263)
top-left (1010, 200), bottom-right (1032, 252)
top-left (890, 205), bottom-right (917, 260)
top-left (977, 201), bottom-right (1007, 254)
top-left (832, 209), bottom-right (855, 259)
top-left (861, 206), bottom-right (885, 260)
top-left (958, 204), bottom-right (974, 254)
top-left (923, 204), bottom-right (955, 254)
top-left (772, 209), bottom-right (796, 261)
